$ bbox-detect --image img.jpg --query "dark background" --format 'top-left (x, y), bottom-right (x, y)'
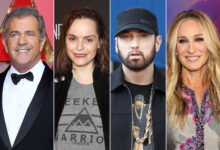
top-left (55, 0), bottom-right (109, 54)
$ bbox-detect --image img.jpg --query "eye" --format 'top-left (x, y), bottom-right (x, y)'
top-left (178, 39), bottom-right (187, 44)
top-left (140, 33), bottom-right (148, 37)
top-left (27, 33), bottom-right (34, 37)
top-left (195, 37), bottom-right (204, 42)
top-left (119, 34), bottom-right (129, 39)
top-left (9, 32), bottom-right (18, 38)
top-left (85, 38), bottom-right (93, 43)
top-left (68, 37), bottom-right (76, 41)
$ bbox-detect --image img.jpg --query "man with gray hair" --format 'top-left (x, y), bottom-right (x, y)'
top-left (0, 6), bottom-right (53, 150)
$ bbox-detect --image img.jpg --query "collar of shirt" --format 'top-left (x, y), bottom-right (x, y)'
top-left (5, 60), bottom-right (45, 87)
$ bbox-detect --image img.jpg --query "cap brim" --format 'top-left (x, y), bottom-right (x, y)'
top-left (115, 24), bottom-right (155, 36)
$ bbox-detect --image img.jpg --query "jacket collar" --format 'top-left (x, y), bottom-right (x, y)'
top-left (153, 65), bottom-right (165, 93)
top-left (111, 65), bottom-right (125, 91)
top-left (93, 66), bottom-right (103, 81)
top-left (56, 66), bottom-right (103, 83)
top-left (0, 67), bottom-right (11, 149)
top-left (111, 65), bottom-right (165, 93)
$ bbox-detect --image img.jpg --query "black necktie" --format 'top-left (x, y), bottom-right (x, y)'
top-left (11, 72), bottom-right (34, 85)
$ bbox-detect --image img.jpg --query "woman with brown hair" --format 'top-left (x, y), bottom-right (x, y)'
top-left (54, 7), bottom-right (109, 150)
top-left (167, 10), bottom-right (220, 150)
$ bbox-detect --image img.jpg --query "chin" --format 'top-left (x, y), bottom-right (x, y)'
top-left (74, 62), bottom-right (91, 67)
top-left (75, 64), bottom-right (87, 67)
top-left (184, 66), bottom-right (206, 72)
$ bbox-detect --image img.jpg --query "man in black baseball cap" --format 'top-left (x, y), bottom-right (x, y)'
top-left (111, 8), bottom-right (165, 150)
top-left (115, 8), bottom-right (158, 36)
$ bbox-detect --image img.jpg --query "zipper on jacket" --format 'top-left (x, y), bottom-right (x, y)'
top-left (123, 84), bottom-right (133, 150)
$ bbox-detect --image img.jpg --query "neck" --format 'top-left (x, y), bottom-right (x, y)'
top-left (72, 63), bottom-right (94, 84)
top-left (122, 63), bottom-right (154, 85)
top-left (182, 66), bottom-right (207, 90)
top-left (11, 60), bottom-right (40, 73)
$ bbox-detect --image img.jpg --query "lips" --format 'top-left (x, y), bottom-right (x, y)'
top-left (16, 47), bottom-right (32, 53)
top-left (74, 53), bottom-right (87, 58)
top-left (16, 49), bottom-right (30, 52)
top-left (185, 56), bottom-right (200, 62)
top-left (128, 51), bottom-right (143, 59)
top-left (129, 51), bottom-right (141, 55)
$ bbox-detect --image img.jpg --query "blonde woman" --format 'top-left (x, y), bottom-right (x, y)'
top-left (167, 10), bottom-right (220, 150)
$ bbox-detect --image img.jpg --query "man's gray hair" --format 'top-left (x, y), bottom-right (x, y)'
top-left (3, 6), bottom-right (45, 42)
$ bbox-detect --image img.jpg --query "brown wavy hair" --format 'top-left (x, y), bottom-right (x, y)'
top-left (167, 10), bottom-right (220, 129)
top-left (56, 7), bottom-right (109, 73)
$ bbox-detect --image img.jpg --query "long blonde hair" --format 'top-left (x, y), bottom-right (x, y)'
top-left (167, 10), bottom-right (220, 129)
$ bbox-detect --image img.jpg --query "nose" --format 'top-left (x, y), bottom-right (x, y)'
top-left (18, 34), bottom-right (27, 45)
top-left (76, 40), bottom-right (84, 51)
top-left (187, 42), bottom-right (196, 54)
top-left (130, 38), bottom-right (139, 50)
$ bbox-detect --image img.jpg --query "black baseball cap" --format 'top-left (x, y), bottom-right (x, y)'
top-left (115, 8), bottom-right (158, 36)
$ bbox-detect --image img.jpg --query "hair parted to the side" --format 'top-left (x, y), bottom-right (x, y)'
top-left (56, 7), bottom-right (109, 74)
top-left (3, 6), bottom-right (45, 42)
top-left (167, 10), bottom-right (220, 129)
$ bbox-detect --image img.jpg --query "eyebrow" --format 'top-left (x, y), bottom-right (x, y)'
top-left (178, 34), bottom-right (203, 38)
top-left (26, 30), bottom-right (35, 33)
top-left (9, 30), bottom-right (35, 34)
top-left (8, 31), bottom-right (19, 34)
top-left (66, 34), bottom-right (96, 38)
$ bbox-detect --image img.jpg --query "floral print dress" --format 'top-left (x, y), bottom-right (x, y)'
top-left (167, 85), bottom-right (220, 150)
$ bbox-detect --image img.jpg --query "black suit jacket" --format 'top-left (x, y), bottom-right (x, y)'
top-left (0, 64), bottom-right (53, 150)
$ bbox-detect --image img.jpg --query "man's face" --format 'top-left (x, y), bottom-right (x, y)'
top-left (3, 16), bottom-right (46, 73)
top-left (116, 29), bottom-right (161, 71)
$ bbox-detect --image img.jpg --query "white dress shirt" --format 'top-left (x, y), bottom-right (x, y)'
top-left (2, 60), bottom-right (45, 146)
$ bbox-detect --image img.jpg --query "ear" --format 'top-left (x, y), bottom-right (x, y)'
top-left (155, 35), bottom-right (162, 53)
top-left (115, 37), bottom-right (118, 54)
top-left (2, 38), bottom-right (9, 53)
top-left (40, 36), bottom-right (46, 52)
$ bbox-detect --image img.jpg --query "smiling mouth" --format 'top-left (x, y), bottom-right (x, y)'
top-left (16, 48), bottom-right (31, 53)
top-left (185, 56), bottom-right (200, 61)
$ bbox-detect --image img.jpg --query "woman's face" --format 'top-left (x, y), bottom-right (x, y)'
top-left (176, 19), bottom-right (209, 72)
top-left (65, 18), bottom-right (100, 68)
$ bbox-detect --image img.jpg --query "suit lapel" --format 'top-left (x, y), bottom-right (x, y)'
top-left (0, 67), bottom-right (12, 150)
top-left (13, 65), bottom-right (52, 148)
